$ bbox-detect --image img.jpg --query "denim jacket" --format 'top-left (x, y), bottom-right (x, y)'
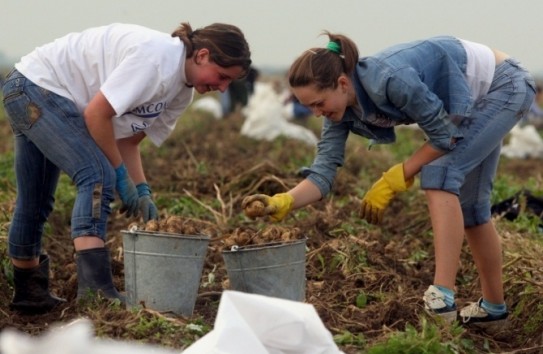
top-left (303, 36), bottom-right (475, 197)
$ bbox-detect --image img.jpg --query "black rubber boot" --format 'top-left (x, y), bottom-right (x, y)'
top-left (10, 254), bottom-right (66, 314)
top-left (76, 247), bottom-right (125, 303)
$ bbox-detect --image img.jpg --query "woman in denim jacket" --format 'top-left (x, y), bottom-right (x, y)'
top-left (242, 32), bottom-right (535, 330)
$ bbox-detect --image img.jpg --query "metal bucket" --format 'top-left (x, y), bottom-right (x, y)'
top-left (122, 230), bottom-right (210, 316)
top-left (222, 238), bottom-right (307, 301)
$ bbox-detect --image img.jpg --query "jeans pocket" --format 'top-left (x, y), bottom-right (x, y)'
top-left (3, 91), bottom-right (40, 131)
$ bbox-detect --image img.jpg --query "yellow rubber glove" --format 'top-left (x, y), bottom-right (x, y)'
top-left (360, 163), bottom-right (414, 224)
top-left (241, 193), bottom-right (294, 222)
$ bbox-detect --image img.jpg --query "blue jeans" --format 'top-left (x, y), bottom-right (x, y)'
top-left (2, 69), bottom-right (115, 259)
top-left (420, 58), bottom-right (536, 227)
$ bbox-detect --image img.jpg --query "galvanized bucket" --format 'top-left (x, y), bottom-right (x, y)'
top-left (222, 238), bottom-right (307, 301)
top-left (122, 230), bottom-right (210, 316)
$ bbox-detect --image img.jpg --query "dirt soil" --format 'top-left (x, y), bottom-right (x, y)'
top-left (1, 110), bottom-right (543, 353)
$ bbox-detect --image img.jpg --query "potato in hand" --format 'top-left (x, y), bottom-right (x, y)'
top-left (244, 199), bottom-right (267, 218)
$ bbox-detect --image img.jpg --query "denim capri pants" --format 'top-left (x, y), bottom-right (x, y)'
top-left (420, 58), bottom-right (536, 227)
top-left (2, 69), bottom-right (115, 259)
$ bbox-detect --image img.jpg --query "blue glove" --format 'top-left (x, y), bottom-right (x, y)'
top-left (136, 183), bottom-right (159, 222)
top-left (115, 163), bottom-right (139, 218)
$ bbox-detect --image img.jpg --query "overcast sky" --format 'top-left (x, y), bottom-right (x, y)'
top-left (2, 0), bottom-right (543, 75)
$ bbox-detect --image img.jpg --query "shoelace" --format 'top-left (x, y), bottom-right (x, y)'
top-left (461, 301), bottom-right (486, 323)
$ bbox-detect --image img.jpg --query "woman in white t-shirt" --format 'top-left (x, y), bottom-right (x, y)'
top-left (1, 22), bottom-right (251, 313)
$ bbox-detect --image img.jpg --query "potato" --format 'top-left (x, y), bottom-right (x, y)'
top-left (244, 200), bottom-right (266, 218)
top-left (145, 219), bottom-right (159, 231)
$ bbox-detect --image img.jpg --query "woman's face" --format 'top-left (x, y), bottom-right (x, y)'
top-left (291, 77), bottom-right (351, 122)
top-left (186, 49), bottom-right (244, 94)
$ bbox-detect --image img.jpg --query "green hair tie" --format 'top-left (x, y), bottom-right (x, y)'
top-left (326, 41), bottom-right (341, 54)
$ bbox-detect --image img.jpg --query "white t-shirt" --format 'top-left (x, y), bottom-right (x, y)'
top-left (459, 38), bottom-right (495, 100)
top-left (16, 23), bottom-right (194, 146)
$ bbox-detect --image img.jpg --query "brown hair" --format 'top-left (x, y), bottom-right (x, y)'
top-left (288, 31), bottom-right (358, 90)
top-left (172, 22), bottom-right (252, 77)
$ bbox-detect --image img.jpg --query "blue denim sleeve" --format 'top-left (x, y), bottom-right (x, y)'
top-left (301, 119), bottom-right (350, 197)
top-left (386, 69), bottom-right (463, 151)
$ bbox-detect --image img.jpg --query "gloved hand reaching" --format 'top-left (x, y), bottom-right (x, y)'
top-left (136, 182), bottom-right (159, 222)
top-left (360, 163), bottom-right (414, 224)
top-left (242, 193), bottom-right (294, 222)
top-left (115, 163), bottom-right (139, 218)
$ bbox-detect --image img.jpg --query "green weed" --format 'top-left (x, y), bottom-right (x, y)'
top-left (522, 301), bottom-right (543, 336)
top-left (125, 313), bottom-right (182, 340)
top-left (367, 318), bottom-right (474, 354)
top-left (334, 330), bottom-right (366, 347)
top-left (164, 196), bottom-right (209, 217)
top-left (491, 174), bottom-right (541, 204)
top-left (181, 318), bottom-right (212, 347)
top-left (355, 291), bottom-right (368, 308)
top-left (53, 173), bottom-right (77, 222)
top-left (387, 128), bottom-right (427, 161)
top-left (2, 256), bottom-right (14, 285)
top-left (407, 249), bottom-right (429, 264)
top-left (0, 151), bottom-right (15, 202)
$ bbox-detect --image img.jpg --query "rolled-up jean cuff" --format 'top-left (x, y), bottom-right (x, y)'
top-left (71, 218), bottom-right (108, 241)
top-left (306, 173), bottom-right (332, 198)
top-left (420, 165), bottom-right (464, 196)
top-left (462, 202), bottom-right (491, 227)
top-left (9, 241), bottom-right (42, 259)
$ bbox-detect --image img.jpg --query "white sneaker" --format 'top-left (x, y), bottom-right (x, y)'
top-left (460, 298), bottom-right (508, 332)
top-left (422, 285), bottom-right (457, 323)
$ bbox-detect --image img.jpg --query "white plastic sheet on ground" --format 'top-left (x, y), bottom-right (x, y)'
top-left (0, 318), bottom-right (179, 354)
top-left (0, 291), bottom-right (343, 354)
top-left (191, 96), bottom-right (223, 120)
top-left (240, 82), bottom-right (318, 147)
top-left (501, 124), bottom-right (543, 159)
top-left (183, 290), bottom-right (344, 354)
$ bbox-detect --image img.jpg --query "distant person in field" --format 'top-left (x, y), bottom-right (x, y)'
top-left (1, 22), bottom-right (251, 314)
top-left (220, 66), bottom-right (259, 117)
top-left (242, 32), bottom-right (535, 330)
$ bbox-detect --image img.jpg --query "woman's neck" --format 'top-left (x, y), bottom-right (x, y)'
top-left (347, 81), bottom-right (358, 107)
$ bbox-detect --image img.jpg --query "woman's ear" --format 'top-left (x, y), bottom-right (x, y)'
top-left (194, 48), bottom-right (210, 65)
top-left (338, 74), bottom-right (349, 93)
